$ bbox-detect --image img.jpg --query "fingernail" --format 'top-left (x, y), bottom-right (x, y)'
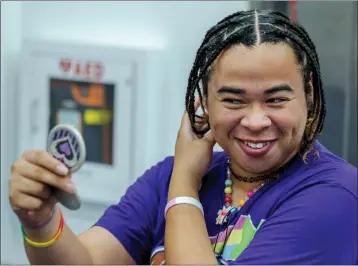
top-left (66, 180), bottom-right (76, 193)
top-left (56, 164), bottom-right (68, 176)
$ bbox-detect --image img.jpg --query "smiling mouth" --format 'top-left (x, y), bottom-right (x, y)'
top-left (237, 138), bottom-right (277, 149)
top-left (243, 141), bottom-right (272, 149)
top-left (235, 138), bottom-right (276, 157)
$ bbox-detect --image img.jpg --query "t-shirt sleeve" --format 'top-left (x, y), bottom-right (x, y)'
top-left (228, 184), bottom-right (357, 265)
top-left (94, 159), bottom-right (169, 264)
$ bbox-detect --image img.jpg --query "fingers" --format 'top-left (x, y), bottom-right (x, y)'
top-left (22, 150), bottom-right (69, 176)
top-left (12, 158), bottom-right (75, 194)
top-left (180, 109), bottom-right (190, 126)
top-left (9, 175), bottom-right (55, 212)
top-left (194, 97), bottom-right (209, 134)
top-left (13, 175), bottom-right (52, 199)
top-left (194, 114), bottom-right (208, 124)
top-left (10, 192), bottom-right (44, 211)
top-left (9, 150), bottom-right (74, 223)
top-left (202, 130), bottom-right (216, 145)
top-left (15, 195), bottom-right (57, 219)
top-left (183, 98), bottom-right (207, 125)
top-left (194, 116), bottom-right (210, 133)
top-left (180, 98), bottom-right (209, 138)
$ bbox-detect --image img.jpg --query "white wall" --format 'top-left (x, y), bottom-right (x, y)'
top-left (1, 1), bottom-right (249, 264)
top-left (1, 1), bottom-right (24, 264)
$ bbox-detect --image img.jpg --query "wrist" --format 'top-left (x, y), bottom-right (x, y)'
top-left (165, 196), bottom-right (204, 219)
top-left (168, 177), bottom-right (200, 201)
top-left (171, 168), bottom-right (201, 188)
top-left (172, 163), bottom-right (204, 180)
top-left (19, 206), bottom-right (57, 229)
top-left (22, 207), bottom-right (62, 242)
top-left (22, 207), bottom-right (64, 247)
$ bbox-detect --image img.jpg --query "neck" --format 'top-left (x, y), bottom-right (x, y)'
top-left (232, 178), bottom-right (264, 192)
top-left (228, 147), bottom-right (300, 186)
top-left (228, 162), bottom-right (268, 191)
top-left (230, 161), bottom-right (260, 179)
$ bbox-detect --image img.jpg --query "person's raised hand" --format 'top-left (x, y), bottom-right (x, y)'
top-left (9, 150), bottom-right (75, 226)
top-left (172, 99), bottom-right (216, 190)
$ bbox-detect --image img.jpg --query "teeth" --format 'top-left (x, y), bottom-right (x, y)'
top-left (244, 141), bottom-right (270, 149)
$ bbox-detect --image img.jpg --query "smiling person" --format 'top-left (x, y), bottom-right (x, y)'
top-left (9, 9), bottom-right (357, 265)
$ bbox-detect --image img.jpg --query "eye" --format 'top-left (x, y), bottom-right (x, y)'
top-left (267, 98), bottom-right (288, 104)
top-left (223, 99), bottom-right (242, 104)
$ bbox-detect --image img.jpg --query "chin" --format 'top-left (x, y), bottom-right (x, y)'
top-left (228, 140), bottom-right (284, 174)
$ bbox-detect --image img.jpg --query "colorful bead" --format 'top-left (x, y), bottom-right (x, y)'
top-left (239, 199), bottom-right (246, 207)
top-left (225, 179), bottom-right (232, 186)
top-left (216, 158), bottom-right (266, 226)
top-left (224, 187), bottom-right (232, 194)
top-left (224, 196), bottom-right (232, 203)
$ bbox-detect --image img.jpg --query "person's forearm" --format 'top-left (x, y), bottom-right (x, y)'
top-left (24, 209), bottom-right (93, 265)
top-left (164, 171), bottom-right (217, 265)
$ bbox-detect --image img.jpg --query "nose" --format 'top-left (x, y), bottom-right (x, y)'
top-left (240, 105), bottom-right (271, 131)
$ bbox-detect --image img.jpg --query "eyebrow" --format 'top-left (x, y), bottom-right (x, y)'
top-left (217, 84), bottom-right (294, 95)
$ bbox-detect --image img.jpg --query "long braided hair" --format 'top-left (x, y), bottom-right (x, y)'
top-left (185, 9), bottom-right (326, 161)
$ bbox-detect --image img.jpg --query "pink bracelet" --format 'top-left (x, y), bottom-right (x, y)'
top-left (164, 196), bottom-right (204, 219)
top-left (20, 207), bottom-right (57, 230)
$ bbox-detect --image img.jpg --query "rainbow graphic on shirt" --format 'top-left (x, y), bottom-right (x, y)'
top-left (209, 214), bottom-right (265, 261)
top-left (150, 215), bottom-right (265, 264)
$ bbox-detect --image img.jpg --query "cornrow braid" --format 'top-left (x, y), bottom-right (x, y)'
top-left (187, 13), bottom-right (257, 96)
top-left (185, 9), bottom-right (326, 161)
top-left (186, 23), bottom-right (257, 135)
top-left (257, 23), bottom-right (326, 155)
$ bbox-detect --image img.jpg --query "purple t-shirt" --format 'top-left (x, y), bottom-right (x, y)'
top-left (95, 141), bottom-right (357, 264)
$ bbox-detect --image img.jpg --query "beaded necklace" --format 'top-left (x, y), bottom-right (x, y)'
top-left (216, 159), bottom-right (265, 225)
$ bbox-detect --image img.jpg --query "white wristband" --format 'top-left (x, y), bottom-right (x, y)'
top-left (164, 196), bottom-right (204, 219)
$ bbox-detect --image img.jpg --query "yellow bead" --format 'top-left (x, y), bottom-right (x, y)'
top-left (239, 199), bottom-right (246, 207)
top-left (224, 187), bottom-right (232, 194)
